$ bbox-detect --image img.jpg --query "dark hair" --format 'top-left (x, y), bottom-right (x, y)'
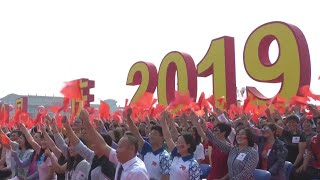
top-left (286, 114), bottom-right (300, 123)
top-left (215, 123), bottom-right (232, 138)
top-left (66, 138), bottom-right (86, 172)
top-left (181, 133), bottom-right (197, 154)
top-left (314, 116), bottom-right (320, 123)
top-left (262, 123), bottom-right (277, 136)
top-left (30, 132), bottom-right (48, 162)
top-left (88, 134), bottom-right (115, 180)
top-left (139, 128), bottom-right (146, 137)
top-left (192, 127), bottom-right (201, 145)
top-left (125, 135), bottom-right (139, 154)
top-left (17, 131), bottom-right (33, 150)
top-left (236, 122), bottom-right (244, 129)
top-left (150, 120), bottom-right (157, 126)
top-left (101, 134), bottom-right (112, 146)
top-left (113, 129), bottom-right (123, 143)
top-left (151, 125), bottom-right (163, 137)
top-left (236, 128), bottom-right (255, 147)
top-left (104, 122), bottom-right (110, 131)
top-left (124, 131), bottom-right (134, 136)
top-left (302, 118), bottom-right (313, 125)
top-left (10, 130), bottom-right (20, 136)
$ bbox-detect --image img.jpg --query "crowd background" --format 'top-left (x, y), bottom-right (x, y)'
top-left (1, 86), bottom-right (320, 180)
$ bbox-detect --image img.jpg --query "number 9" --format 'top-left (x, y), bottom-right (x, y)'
top-left (244, 21), bottom-right (311, 101)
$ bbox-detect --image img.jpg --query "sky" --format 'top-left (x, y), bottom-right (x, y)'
top-left (1, 1), bottom-right (320, 106)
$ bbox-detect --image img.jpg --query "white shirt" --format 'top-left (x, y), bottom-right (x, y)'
top-left (38, 153), bottom-right (57, 180)
top-left (140, 141), bottom-right (170, 180)
top-left (169, 148), bottom-right (201, 180)
top-left (109, 149), bottom-right (149, 180)
top-left (5, 148), bottom-right (11, 168)
top-left (193, 144), bottom-right (205, 161)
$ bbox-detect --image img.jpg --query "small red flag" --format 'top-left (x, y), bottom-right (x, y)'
top-left (0, 133), bottom-right (10, 145)
top-left (99, 100), bottom-right (110, 120)
top-left (112, 111), bottom-right (123, 123)
top-left (207, 95), bottom-right (215, 108)
top-left (198, 92), bottom-right (205, 109)
top-left (60, 80), bottom-right (82, 100)
top-left (290, 96), bottom-right (309, 106)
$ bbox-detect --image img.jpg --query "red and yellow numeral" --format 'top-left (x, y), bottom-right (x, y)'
top-left (197, 36), bottom-right (236, 107)
top-left (126, 61), bottom-right (158, 104)
top-left (157, 52), bottom-right (197, 105)
top-left (244, 21), bottom-right (311, 101)
top-left (71, 78), bottom-right (95, 117)
top-left (15, 97), bottom-right (28, 112)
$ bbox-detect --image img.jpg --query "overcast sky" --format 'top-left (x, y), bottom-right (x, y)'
top-left (1, 0), bottom-right (319, 106)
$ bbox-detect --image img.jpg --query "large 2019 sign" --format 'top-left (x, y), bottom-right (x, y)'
top-left (126, 21), bottom-right (311, 107)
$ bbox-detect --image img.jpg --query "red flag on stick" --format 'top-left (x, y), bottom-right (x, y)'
top-left (99, 100), bottom-right (110, 120)
top-left (60, 80), bottom-right (82, 100)
top-left (0, 133), bottom-right (10, 145)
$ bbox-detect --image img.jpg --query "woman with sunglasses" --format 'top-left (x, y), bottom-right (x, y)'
top-left (192, 113), bottom-right (258, 180)
top-left (257, 123), bottom-right (288, 180)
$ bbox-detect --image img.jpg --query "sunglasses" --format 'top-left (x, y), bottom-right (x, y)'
top-left (262, 126), bottom-right (271, 131)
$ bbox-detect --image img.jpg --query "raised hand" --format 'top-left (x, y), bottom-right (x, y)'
top-left (44, 148), bottom-right (52, 157)
top-left (79, 109), bottom-right (90, 126)
top-left (18, 123), bottom-right (27, 133)
top-left (126, 108), bottom-right (133, 118)
top-left (160, 111), bottom-right (168, 123)
top-left (40, 124), bottom-right (47, 133)
top-left (61, 116), bottom-right (70, 128)
top-left (79, 109), bottom-right (90, 122)
top-left (94, 119), bottom-right (104, 128)
top-left (50, 117), bottom-right (59, 133)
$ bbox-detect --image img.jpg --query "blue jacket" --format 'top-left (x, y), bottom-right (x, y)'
top-left (257, 137), bottom-right (288, 179)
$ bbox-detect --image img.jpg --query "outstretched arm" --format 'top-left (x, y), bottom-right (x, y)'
top-left (41, 123), bottom-right (62, 159)
top-left (126, 108), bottom-right (145, 151)
top-left (78, 110), bottom-right (112, 158)
top-left (18, 123), bottom-right (41, 154)
top-left (159, 111), bottom-right (176, 152)
top-left (61, 116), bottom-right (80, 146)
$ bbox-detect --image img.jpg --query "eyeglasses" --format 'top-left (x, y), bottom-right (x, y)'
top-left (262, 126), bottom-right (271, 131)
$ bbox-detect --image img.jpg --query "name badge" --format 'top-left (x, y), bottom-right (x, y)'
top-left (292, 136), bottom-right (300, 143)
top-left (236, 153), bottom-right (247, 161)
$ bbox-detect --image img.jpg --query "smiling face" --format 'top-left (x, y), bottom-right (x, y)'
top-left (236, 129), bottom-right (248, 146)
top-left (286, 119), bottom-right (298, 132)
top-left (148, 129), bottom-right (163, 146)
top-left (302, 120), bottom-right (313, 132)
top-left (17, 135), bottom-right (26, 148)
top-left (10, 132), bottom-right (19, 142)
top-left (176, 136), bottom-right (190, 155)
top-left (33, 132), bottom-right (42, 145)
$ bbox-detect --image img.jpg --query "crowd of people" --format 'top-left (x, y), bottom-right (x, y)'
top-left (1, 100), bottom-right (320, 180)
